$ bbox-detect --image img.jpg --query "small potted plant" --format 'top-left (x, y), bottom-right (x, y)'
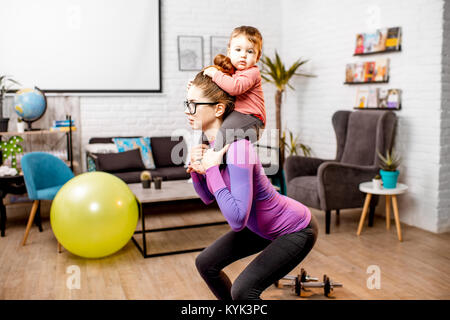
top-left (372, 174), bottom-right (382, 190)
top-left (377, 149), bottom-right (401, 189)
top-left (17, 118), bottom-right (25, 133)
top-left (0, 75), bottom-right (21, 132)
top-left (140, 170), bottom-right (152, 189)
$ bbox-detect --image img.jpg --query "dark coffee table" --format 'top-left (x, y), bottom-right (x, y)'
top-left (0, 174), bottom-right (42, 237)
top-left (128, 180), bottom-right (227, 258)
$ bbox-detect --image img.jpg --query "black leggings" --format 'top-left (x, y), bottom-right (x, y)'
top-left (195, 214), bottom-right (319, 300)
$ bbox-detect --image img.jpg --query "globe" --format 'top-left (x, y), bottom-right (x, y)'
top-left (14, 87), bottom-right (47, 129)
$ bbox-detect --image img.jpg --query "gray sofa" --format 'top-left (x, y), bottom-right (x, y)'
top-left (285, 110), bottom-right (397, 234)
top-left (86, 136), bottom-right (190, 184)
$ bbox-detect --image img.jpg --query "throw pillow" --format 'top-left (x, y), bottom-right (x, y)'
top-left (113, 137), bottom-right (156, 169)
top-left (95, 148), bottom-right (145, 172)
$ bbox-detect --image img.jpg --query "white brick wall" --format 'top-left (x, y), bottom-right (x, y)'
top-left (280, 0), bottom-right (447, 233)
top-left (80, 0), bottom-right (282, 152)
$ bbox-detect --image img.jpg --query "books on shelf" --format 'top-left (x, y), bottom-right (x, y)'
top-left (386, 89), bottom-right (402, 109)
top-left (345, 63), bottom-right (355, 83)
top-left (374, 58), bottom-right (390, 82)
top-left (345, 59), bottom-right (389, 83)
top-left (354, 87), bottom-right (401, 109)
top-left (354, 27), bottom-right (401, 54)
top-left (364, 62), bottom-right (376, 82)
top-left (363, 32), bottom-right (378, 54)
top-left (355, 34), bottom-right (365, 54)
top-left (385, 27), bottom-right (402, 51)
top-left (377, 88), bottom-right (389, 108)
top-left (355, 87), bottom-right (369, 108)
top-left (53, 120), bottom-right (75, 127)
top-left (353, 62), bottom-right (365, 82)
top-left (373, 28), bottom-right (388, 52)
top-left (367, 88), bottom-right (378, 108)
top-left (50, 126), bottom-right (77, 132)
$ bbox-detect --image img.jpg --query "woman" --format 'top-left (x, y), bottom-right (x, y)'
top-left (184, 63), bottom-right (319, 301)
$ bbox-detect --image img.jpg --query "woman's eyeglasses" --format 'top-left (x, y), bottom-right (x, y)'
top-left (184, 100), bottom-right (218, 115)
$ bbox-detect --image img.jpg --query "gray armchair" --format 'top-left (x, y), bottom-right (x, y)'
top-left (285, 110), bottom-right (397, 234)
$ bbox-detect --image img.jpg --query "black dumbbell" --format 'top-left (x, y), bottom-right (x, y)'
top-left (275, 270), bottom-right (343, 297)
top-left (274, 268), bottom-right (318, 295)
top-left (299, 274), bottom-right (343, 297)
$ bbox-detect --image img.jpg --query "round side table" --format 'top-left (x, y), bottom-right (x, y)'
top-left (357, 181), bottom-right (408, 241)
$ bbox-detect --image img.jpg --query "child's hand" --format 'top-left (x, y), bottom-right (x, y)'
top-left (200, 144), bottom-right (230, 170)
top-left (187, 80), bottom-right (193, 91)
top-left (203, 67), bottom-right (218, 78)
top-left (186, 162), bottom-right (206, 175)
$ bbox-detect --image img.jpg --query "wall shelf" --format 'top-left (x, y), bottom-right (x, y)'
top-left (344, 80), bottom-right (389, 85)
top-left (353, 107), bottom-right (401, 111)
top-left (353, 47), bottom-right (402, 56)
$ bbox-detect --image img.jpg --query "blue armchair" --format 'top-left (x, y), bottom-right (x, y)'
top-left (21, 152), bottom-right (74, 246)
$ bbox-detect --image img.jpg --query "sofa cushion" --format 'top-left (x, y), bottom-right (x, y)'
top-left (111, 171), bottom-right (143, 184)
top-left (113, 137), bottom-right (156, 169)
top-left (112, 167), bottom-right (190, 184)
top-left (150, 166), bottom-right (190, 181)
top-left (287, 176), bottom-right (321, 209)
top-left (150, 136), bottom-right (187, 167)
top-left (95, 148), bottom-right (145, 173)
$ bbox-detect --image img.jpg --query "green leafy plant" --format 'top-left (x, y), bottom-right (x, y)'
top-left (0, 75), bottom-right (21, 118)
top-left (280, 129), bottom-right (311, 157)
top-left (374, 174), bottom-right (381, 179)
top-left (260, 51), bottom-right (316, 166)
top-left (377, 149), bottom-right (401, 171)
top-left (0, 135), bottom-right (24, 170)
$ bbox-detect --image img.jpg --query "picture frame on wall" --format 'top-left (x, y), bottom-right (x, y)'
top-left (178, 36), bottom-right (204, 71)
top-left (210, 36), bottom-right (229, 64)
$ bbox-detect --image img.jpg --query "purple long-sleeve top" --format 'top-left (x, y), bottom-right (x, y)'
top-left (190, 139), bottom-right (311, 240)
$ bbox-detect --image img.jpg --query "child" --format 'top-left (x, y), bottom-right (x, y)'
top-left (202, 25), bottom-right (266, 152)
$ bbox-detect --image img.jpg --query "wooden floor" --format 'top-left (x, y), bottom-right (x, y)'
top-left (0, 199), bottom-right (449, 300)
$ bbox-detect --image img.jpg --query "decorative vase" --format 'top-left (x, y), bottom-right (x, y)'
top-left (142, 180), bottom-right (151, 189)
top-left (17, 121), bottom-right (25, 133)
top-left (372, 178), bottom-right (382, 190)
top-left (154, 177), bottom-right (162, 189)
top-left (380, 170), bottom-right (399, 189)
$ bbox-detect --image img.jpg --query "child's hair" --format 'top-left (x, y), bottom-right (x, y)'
top-left (229, 26), bottom-right (263, 60)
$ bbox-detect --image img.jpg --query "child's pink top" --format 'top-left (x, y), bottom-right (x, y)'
top-left (212, 65), bottom-right (266, 126)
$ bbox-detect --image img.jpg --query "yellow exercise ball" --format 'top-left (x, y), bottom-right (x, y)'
top-left (50, 172), bottom-right (139, 258)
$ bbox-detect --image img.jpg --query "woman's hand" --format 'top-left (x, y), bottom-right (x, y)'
top-left (203, 67), bottom-right (218, 78)
top-left (186, 143), bottom-right (209, 175)
top-left (200, 144), bottom-right (230, 171)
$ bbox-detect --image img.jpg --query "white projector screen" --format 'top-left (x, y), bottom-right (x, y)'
top-left (0, 0), bottom-right (161, 93)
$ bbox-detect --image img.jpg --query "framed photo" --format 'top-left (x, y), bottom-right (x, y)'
top-left (210, 36), bottom-right (229, 64)
top-left (178, 36), bottom-right (204, 71)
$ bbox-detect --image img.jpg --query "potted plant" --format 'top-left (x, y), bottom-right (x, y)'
top-left (17, 118), bottom-right (25, 133)
top-left (140, 170), bottom-right (152, 189)
top-left (260, 51), bottom-right (316, 168)
top-left (377, 149), bottom-right (401, 189)
top-left (280, 129), bottom-right (312, 157)
top-left (0, 75), bottom-right (21, 132)
top-left (372, 174), bottom-right (382, 190)
top-left (0, 135), bottom-right (24, 171)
